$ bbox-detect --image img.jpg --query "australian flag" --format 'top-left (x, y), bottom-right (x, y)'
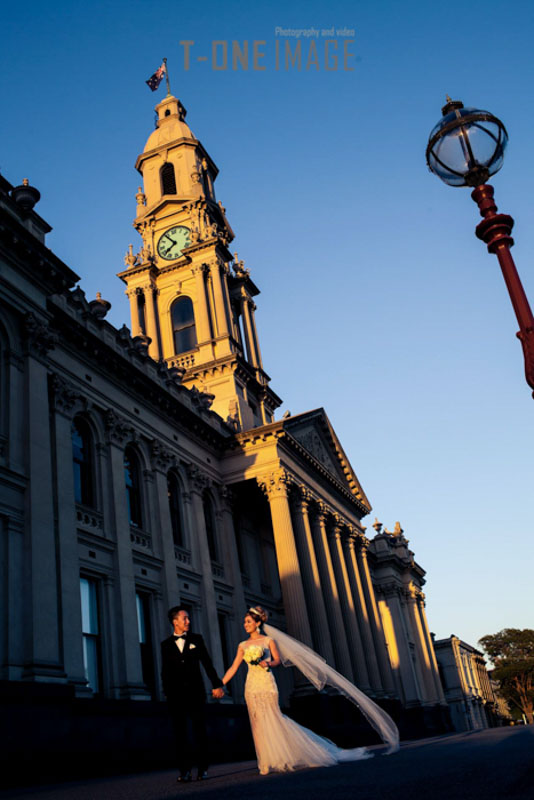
top-left (146, 63), bottom-right (166, 92)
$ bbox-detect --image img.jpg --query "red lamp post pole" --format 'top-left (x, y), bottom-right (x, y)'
top-left (472, 183), bottom-right (534, 395)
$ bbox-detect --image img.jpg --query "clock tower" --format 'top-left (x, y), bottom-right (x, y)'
top-left (118, 93), bottom-right (281, 431)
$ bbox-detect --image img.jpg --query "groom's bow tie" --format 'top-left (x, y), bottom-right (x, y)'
top-left (174, 634), bottom-right (187, 640)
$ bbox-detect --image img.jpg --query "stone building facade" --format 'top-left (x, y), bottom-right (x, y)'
top-left (433, 635), bottom-right (508, 731)
top-left (0, 91), bottom-right (449, 775)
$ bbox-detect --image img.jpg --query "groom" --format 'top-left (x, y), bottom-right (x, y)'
top-left (161, 606), bottom-right (224, 782)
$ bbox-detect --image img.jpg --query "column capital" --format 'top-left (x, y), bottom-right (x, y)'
top-left (103, 408), bottom-right (135, 446)
top-left (149, 438), bottom-right (175, 472)
top-left (216, 483), bottom-right (235, 507)
top-left (48, 372), bottom-right (85, 419)
top-left (138, 281), bottom-right (157, 293)
top-left (292, 484), bottom-right (313, 510)
top-left (405, 582), bottom-right (424, 602)
top-left (331, 512), bottom-right (345, 533)
top-left (315, 501), bottom-right (330, 524)
top-left (257, 468), bottom-right (292, 499)
top-left (192, 263), bottom-right (209, 276)
top-left (185, 462), bottom-right (211, 493)
top-left (24, 312), bottom-right (57, 357)
top-left (125, 286), bottom-right (144, 298)
top-left (375, 581), bottom-right (401, 598)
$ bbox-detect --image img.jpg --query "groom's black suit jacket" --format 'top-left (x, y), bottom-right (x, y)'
top-left (161, 632), bottom-right (223, 705)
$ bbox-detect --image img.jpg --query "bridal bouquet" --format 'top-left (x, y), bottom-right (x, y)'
top-left (244, 645), bottom-right (270, 670)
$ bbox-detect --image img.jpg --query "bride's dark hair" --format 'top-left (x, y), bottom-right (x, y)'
top-left (247, 605), bottom-right (268, 631)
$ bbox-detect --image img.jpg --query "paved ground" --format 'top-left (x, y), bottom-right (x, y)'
top-left (2, 727), bottom-right (533, 800)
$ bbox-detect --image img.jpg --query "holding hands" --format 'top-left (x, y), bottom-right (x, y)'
top-left (212, 687), bottom-right (224, 699)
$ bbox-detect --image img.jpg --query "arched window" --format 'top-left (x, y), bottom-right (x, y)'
top-left (202, 491), bottom-right (218, 562)
top-left (167, 472), bottom-right (184, 547)
top-left (124, 446), bottom-right (143, 528)
top-left (72, 417), bottom-right (94, 507)
top-left (160, 162), bottom-right (177, 195)
top-left (171, 297), bottom-right (197, 354)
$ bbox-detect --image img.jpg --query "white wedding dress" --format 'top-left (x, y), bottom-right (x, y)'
top-left (242, 635), bottom-right (374, 775)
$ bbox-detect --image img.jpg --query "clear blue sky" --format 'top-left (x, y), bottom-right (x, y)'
top-left (2, 0), bottom-right (533, 653)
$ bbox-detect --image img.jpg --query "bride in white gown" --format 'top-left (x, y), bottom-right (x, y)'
top-left (222, 606), bottom-right (399, 775)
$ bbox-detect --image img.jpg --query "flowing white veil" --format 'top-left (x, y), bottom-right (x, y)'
top-left (264, 623), bottom-right (399, 755)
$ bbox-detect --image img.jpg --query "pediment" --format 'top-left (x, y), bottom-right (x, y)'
top-left (283, 409), bottom-right (371, 510)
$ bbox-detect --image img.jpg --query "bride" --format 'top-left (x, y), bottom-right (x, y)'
top-left (222, 606), bottom-right (399, 775)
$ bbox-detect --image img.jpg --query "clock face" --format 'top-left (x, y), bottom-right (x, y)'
top-left (157, 226), bottom-right (191, 260)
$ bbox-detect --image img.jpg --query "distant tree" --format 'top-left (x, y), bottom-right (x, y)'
top-left (479, 629), bottom-right (534, 724)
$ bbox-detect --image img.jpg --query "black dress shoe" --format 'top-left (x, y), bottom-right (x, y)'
top-left (197, 771), bottom-right (209, 781)
top-left (177, 771), bottom-right (192, 782)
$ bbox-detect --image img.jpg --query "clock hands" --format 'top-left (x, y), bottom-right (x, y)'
top-left (158, 227), bottom-right (190, 260)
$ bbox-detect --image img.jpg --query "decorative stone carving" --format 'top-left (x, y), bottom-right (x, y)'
top-left (88, 292), bottom-right (111, 319)
top-left (24, 312), bottom-right (57, 356)
top-left (232, 254), bottom-right (249, 278)
top-left (135, 187), bottom-right (146, 208)
top-left (375, 581), bottom-right (401, 598)
top-left (217, 483), bottom-right (234, 506)
top-left (48, 372), bottom-right (83, 416)
top-left (103, 409), bottom-right (134, 445)
top-left (293, 427), bottom-right (338, 477)
top-left (226, 398), bottom-right (240, 431)
top-left (186, 463), bottom-right (210, 491)
top-left (372, 518), bottom-right (383, 534)
top-left (124, 244), bottom-right (138, 268)
top-left (117, 324), bottom-right (131, 345)
top-left (131, 335), bottom-right (151, 358)
top-left (257, 468), bottom-right (292, 499)
top-left (190, 385), bottom-right (215, 410)
top-left (150, 438), bottom-right (175, 471)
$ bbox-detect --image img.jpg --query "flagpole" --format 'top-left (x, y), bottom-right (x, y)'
top-left (163, 57), bottom-right (171, 96)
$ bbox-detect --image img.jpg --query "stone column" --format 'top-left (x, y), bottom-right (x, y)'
top-left (193, 265), bottom-right (212, 343)
top-left (378, 584), bottom-right (421, 704)
top-left (186, 466), bottom-right (224, 678)
top-left (328, 522), bottom-right (371, 691)
top-left (21, 327), bottom-right (66, 683)
top-left (127, 288), bottom-right (142, 337)
top-left (209, 260), bottom-right (230, 338)
top-left (222, 266), bottom-right (239, 341)
top-left (344, 533), bottom-right (383, 694)
top-left (49, 378), bottom-right (91, 694)
top-left (257, 470), bottom-right (313, 647)
top-left (405, 584), bottom-right (437, 703)
top-left (248, 301), bottom-right (264, 369)
top-left (417, 594), bottom-right (446, 703)
top-left (356, 536), bottom-right (395, 694)
top-left (143, 285), bottom-right (161, 360)
top-left (104, 411), bottom-right (148, 699)
top-left (149, 440), bottom-right (180, 611)
top-left (239, 293), bottom-right (255, 365)
top-left (242, 298), bottom-right (260, 367)
top-left (217, 485), bottom-right (247, 700)
top-left (309, 506), bottom-right (354, 679)
top-left (290, 490), bottom-right (335, 663)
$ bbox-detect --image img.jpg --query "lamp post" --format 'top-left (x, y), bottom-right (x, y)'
top-left (426, 97), bottom-right (534, 396)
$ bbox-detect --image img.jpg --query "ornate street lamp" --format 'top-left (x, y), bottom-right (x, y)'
top-left (426, 97), bottom-right (534, 396)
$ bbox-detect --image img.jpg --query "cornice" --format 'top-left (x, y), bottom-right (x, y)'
top-left (135, 135), bottom-right (200, 172)
top-left (48, 294), bottom-right (233, 453)
top-left (229, 420), bottom-right (369, 516)
top-left (0, 207), bottom-right (79, 296)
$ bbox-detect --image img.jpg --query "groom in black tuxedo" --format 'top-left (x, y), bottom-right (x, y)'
top-left (161, 606), bottom-right (224, 782)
